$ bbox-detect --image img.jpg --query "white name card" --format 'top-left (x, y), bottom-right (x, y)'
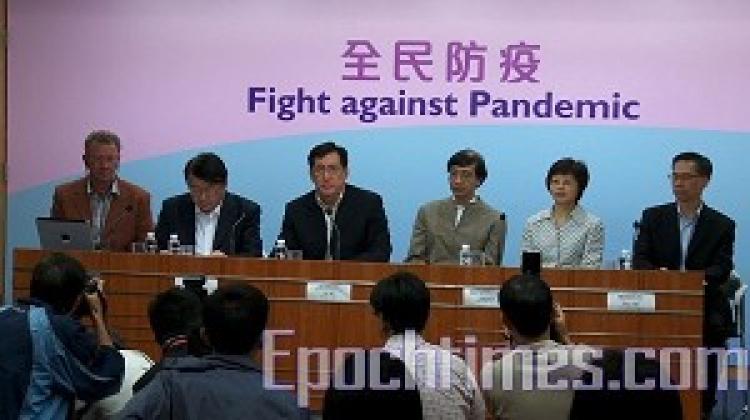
top-left (306, 281), bottom-right (352, 302)
top-left (606, 291), bottom-right (656, 312)
top-left (462, 287), bottom-right (501, 307)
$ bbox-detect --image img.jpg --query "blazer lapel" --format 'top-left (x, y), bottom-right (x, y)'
top-left (212, 194), bottom-right (235, 251)
top-left (102, 189), bottom-right (129, 236)
top-left (179, 197), bottom-right (197, 245)
top-left (72, 183), bottom-right (93, 222)
top-left (686, 206), bottom-right (711, 265)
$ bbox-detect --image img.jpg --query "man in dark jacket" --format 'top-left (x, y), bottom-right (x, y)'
top-left (633, 151), bottom-right (735, 417)
top-left (119, 284), bottom-right (304, 419)
top-left (156, 152), bottom-right (262, 256)
top-left (279, 141), bottom-right (391, 261)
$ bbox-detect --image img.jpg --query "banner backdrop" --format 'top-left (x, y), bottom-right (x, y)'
top-left (6, 2), bottom-right (750, 304)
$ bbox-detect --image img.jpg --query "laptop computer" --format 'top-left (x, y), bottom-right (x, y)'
top-left (36, 217), bottom-right (95, 251)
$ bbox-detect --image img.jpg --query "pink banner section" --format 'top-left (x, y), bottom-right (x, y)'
top-left (8, 1), bottom-right (750, 191)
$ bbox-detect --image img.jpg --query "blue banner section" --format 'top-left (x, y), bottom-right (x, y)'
top-left (7, 125), bottom-right (749, 303)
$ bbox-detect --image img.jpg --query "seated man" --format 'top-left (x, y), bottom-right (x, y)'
top-left (51, 129), bottom-right (154, 251)
top-left (406, 149), bottom-right (506, 265)
top-left (0, 252), bottom-right (124, 418)
top-left (370, 271), bottom-right (485, 419)
top-left (155, 152), bottom-right (262, 256)
top-left (279, 141), bottom-right (391, 261)
top-left (483, 274), bottom-right (587, 420)
top-left (119, 284), bottom-right (304, 419)
top-left (633, 151), bottom-right (735, 416)
top-left (132, 287), bottom-right (209, 393)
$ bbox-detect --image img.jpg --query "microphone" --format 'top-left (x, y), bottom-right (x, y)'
top-left (229, 212), bottom-right (247, 255)
top-left (102, 204), bottom-right (134, 251)
top-left (324, 207), bottom-right (340, 260)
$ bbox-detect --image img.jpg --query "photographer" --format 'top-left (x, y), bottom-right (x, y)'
top-left (0, 252), bottom-right (124, 419)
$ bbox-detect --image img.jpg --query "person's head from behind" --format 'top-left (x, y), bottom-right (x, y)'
top-left (83, 129), bottom-right (121, 188)
top-left (184, 152), bottom-right (228, 213)
top-left (447, 149), bottom-right (488, 204)
top-left (671, 151), bottom-right (711, 205)
top-left (308, 141), bottom-right (349, 206)
top-left (202, 284), bottom-right (269, 355)
top-left (30, 252), bottom-right (88, 315)
top-left (500, 274), bottom-right (553, 343)
top-left (369, 271), bottom-right (430, 335)
top-left (148, 287), bottom-right (207, 356)
top-left (546, 157), bottom-right (589, 205)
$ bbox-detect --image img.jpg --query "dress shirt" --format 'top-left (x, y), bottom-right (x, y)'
top-left (194, 204), bottom-right (221, 255)
top-left (87, 179), bottom-right (119, 247)
top-left (316, 191), bottom-right (343, 260)
top-left (677, 202), bottom-right (702, 271)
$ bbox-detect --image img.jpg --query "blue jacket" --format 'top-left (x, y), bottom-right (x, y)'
top-left (0, 299), bottom-right (124, 419)
top-left (120, 354), bottom-right (305, 419)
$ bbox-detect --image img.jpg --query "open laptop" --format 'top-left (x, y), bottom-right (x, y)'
top-left (36, 217), bottom-right (95, 251)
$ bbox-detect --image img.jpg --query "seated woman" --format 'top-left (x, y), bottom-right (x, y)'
top-left (522, 158), bottom-right (604, 268)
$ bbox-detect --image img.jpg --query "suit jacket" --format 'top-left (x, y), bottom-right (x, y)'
top-left (51, 177), bottom-right (154, 252)
top-left (633, 202), bottom-right (735, 341)
top-left (155, 192), bottom-right (262, 256)
top-left (279, 184), bottom-right (391, 261)
top-left (406, 197), bottom-right (506, 265)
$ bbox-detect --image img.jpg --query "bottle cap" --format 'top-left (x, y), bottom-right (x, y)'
top-left (170, 234), bottom-right (178, 239)
top-left (461, 244), bottom-right (470, 250)
top-left (276, 239), bottom-right (286, 246)
top-left (146, 232), bottom-right (155, 239)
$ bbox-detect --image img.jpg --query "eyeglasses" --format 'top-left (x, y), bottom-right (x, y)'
top-left (449, 169), bottom-right (476, 181)
top-left (312, 165), bottom-right (344, 177)
top-left (668, 172), bottom-right (703, 182)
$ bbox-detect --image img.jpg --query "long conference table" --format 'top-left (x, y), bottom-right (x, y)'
top-left (12, 248), bottom-right (704, 418)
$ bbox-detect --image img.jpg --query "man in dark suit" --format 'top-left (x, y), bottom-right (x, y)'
top-left (156, 153), bottom-right (261, 256)
top-left (51, 130), bottom-right (154, 252)
top-left (279, 142), bottom-right (391, 261)
top-left (633, 151), bottom-right (735, 418)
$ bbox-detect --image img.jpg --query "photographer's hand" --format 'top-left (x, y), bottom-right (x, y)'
top-left (85, 291), bottom-right (114, 347)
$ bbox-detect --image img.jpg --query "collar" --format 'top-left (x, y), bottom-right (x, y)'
top-left (535, 204), bottom-right (585, 223)
top-left (86, 177), bottom-right (119, 196)
top-left (316, 189), bottom-right (345, 212)
top-left (452, 195), bottom-right (479, 206)
top-left (195, 202), bottom-right (222, 218)
top-left (677, 201), bottom-right (703, 219)
top-left (384, 331), bottom-right (427, 350)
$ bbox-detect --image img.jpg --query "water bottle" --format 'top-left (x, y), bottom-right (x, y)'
top-left (619, 249), bottom-right (632, 270)
top-left (459, 244), bottom-right (472, 266)
top-left (168, 234), bottom-right (181, 254)
top-left (273, 239), bottom-right (288, 260)
top-left (145, 232), bottom-right (158, 254)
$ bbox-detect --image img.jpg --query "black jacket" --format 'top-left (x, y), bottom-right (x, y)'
top-left (155, 192), bottom-right (262, 256)
top-left (279, 184), bottom-right (392, 261)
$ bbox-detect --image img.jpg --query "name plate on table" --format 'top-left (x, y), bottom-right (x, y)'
top-left (306, 281), bottom-right (352, 302)
top-left (462, 287), bottom-right (501, 307)
top-left (606, 291), bottom-right (656, 312)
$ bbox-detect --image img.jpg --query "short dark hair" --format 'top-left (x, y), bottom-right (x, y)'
top-left (148, 288), bottom-right (204, 347)
top-left (30, 252), bottom-right (88, 314)
top-left (447, 149), bottom-right (488, 185)
top-left (184, 152), bottom-right (228, 184)
top-left (308, 141), bottom-right (348, 170)
top-left (499, 274), bottom-right (553, 338)
top-left (369, 271), bottom-right (430, 333)
top-left (545, 158), bottom-right (590, 202)
top-left (672, 151), bottom-right (712, 179)
top-left (84, 129), bottom-right (121, 153)
top-left (202, 284), bottom-right (269, 355)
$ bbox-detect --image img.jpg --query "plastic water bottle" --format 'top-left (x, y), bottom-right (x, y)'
top-left (459, 244), bottom-right (472, 266)
top-left (168, 234), bottom-right (181, 254)
top-left (145, 232), bottom-right (158, 254)
top-left (273, 239), bottom-right (288, 260)
top-left (619, 249), bottom-right (632, 270)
